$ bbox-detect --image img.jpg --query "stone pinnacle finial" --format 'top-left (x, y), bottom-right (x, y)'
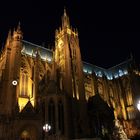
top-left (62, 7), bottom-right (70, 28)
top-left (17, 21), bottom-right (21, 32)
top-left (64, 7), bottom-right (67, 16)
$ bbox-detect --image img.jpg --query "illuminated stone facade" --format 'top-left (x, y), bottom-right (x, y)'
top-left (0, 9), bottom-right (140, 140)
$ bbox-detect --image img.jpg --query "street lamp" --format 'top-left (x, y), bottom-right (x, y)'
top-left (12, 80), bottom-right (18, 86)
top-left (43, 123), bottom-right (51, 140)
top-left (137, 100), bottom-right (140, 111)
top-left (43, 123), bottom-right (51, 132)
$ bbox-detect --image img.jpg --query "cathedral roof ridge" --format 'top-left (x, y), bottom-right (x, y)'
top-left (107, 58), bottom-right (133, 70)
top-left (83, 61), bottom-right (107, 70)
top-left (92, 64), bottom-right (107, 71)
top-left (22, 40), bottom-right (52, 52)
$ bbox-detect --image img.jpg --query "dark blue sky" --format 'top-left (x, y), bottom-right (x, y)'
top-left (0, 1), bottom-right (140, 68)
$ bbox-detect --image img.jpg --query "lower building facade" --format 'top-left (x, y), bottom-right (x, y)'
top-left (0, 9), bottom-right (140, 140)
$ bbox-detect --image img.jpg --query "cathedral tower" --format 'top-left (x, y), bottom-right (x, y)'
top-left (54, 9), bottom-right (89, 138)
top-left (1, 23), bottom-right (23, 114)
top-left (55, 9), bottom-right (85, 101)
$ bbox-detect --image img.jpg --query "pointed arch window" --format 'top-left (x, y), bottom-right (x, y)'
top-left (58, 100), bottom-right (64, 134)
top-left (20, 72), bottom-right (29, 97)
top-left (20, 58), bottom-right (31, 98)
top-left (98, 83), bottom-right (103, 96)
top-left (48, 99), bottom-right (56, 134)
top-left (109, 86), bottom-right (114, 98)
top-left (47, 70), bottom-right (51, 82)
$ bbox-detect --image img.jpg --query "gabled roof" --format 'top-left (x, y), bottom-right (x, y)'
top-left (20, 101), bottom-right (35, 114)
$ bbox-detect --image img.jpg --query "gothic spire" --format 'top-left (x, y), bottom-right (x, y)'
top-left (7, 29), bottom-right (12, 39)
top-left (5, 29), bottom-right (12, 48)
top-left (130, 52), bottom-right (133, 60)
top-left (64, 7), bottom-right (67, 16)
top-left (62, 7), bottom-right (70, 28)
top-left (13, 22), bottom-right (23, 41)
top-left (16, 21), bottom-right (22, 33)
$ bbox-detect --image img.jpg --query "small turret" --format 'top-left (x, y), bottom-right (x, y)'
top-left (5, 30), bottom-right (12, 48)
top-left (7, 30), bottom-right (12, 42)
top-left (13, 22), bottom-right (23, 41)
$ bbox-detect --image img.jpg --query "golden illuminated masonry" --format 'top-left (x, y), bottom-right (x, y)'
top-left (0, 9), bottom-right (140, 140)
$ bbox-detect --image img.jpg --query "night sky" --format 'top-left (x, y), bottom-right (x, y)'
top-left (0, 1), bottom-right (140, 68)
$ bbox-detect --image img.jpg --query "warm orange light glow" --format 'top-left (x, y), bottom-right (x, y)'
top-left (18, 73), bottom-right (35, 111)
top-left (18, 97), bottom-right (29, 111)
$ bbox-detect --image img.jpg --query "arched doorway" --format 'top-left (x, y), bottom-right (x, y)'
top-left (88, 94), bottom-right (114, 138)
top-left (19, 125), bottom-right (38, 140)
top-left (20, 130), bottom-right (30, 140)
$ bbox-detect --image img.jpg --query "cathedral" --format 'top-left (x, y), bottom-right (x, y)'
top-left (0, 9), bottom-right (140, 140)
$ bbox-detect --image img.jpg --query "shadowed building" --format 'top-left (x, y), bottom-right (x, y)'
top-left (0, 9), bottom-right (140, 140)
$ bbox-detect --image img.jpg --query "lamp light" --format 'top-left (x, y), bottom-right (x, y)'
top-left (43, 123), bottom-right (51, 132)
top-left (137, 100), bottom-right (140, 111)
top-left (12, 80), bottom-right (18, 86)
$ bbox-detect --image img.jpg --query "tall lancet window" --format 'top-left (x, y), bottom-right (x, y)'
top-left (20, 72), bottom-right (29, 97)
top-left (48, 99), bottom-right (56, 134)
top-left (126, 89), bottom-right (133, 106)
top-left (58, 100), bottom-right (64, 134)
